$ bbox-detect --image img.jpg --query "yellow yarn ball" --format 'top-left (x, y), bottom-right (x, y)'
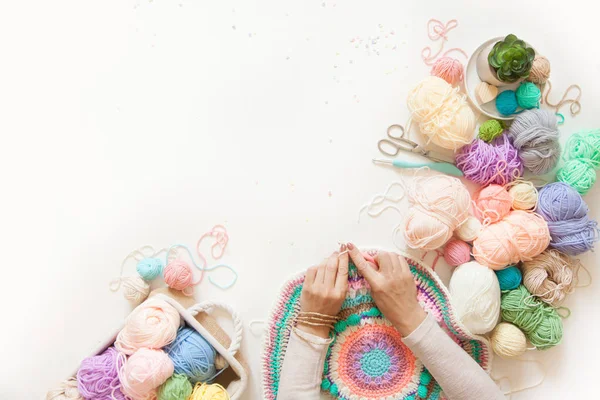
top-left (508, 181), bottom-right (538, 211)
top-left (490, 322), bottom-right (527, 358)
top-left (455, 216), bottom-right (482, 242)
top-left (189, 383), bottom-right (230, 400)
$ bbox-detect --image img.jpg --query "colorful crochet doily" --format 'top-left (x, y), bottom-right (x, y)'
top-left (262, 251), bottom-right (492, 400)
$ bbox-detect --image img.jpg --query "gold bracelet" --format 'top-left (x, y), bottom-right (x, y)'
top-left (297, 316), bottom-right (339, 324)
top-left (298, 311), bottom-right (340, 321)
top-left (295, 320), bottom-right (334, 329)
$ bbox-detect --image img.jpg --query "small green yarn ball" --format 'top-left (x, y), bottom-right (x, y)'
top-left (158, 374), bottom-right (192, 400)
top-left (515, 82), bottom-right (541, 109)
top-left (495, 266), bottom-right (522, 291)
top-left (496, 90), bottom-right (518, 116)
top-left (478, 119), bottom-right (505, 142)
top-left (500, 285), bottom-right (563, 350)
top-left (557, 159), bottom-right (597, 195)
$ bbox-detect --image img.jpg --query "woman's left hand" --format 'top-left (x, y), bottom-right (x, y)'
top-left (298, 244), bottom-right (349, 338)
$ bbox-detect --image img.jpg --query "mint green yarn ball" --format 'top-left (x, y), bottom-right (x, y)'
top-left (158, 374), bottom-right (192, 400)
top-left (516, 82), bottom-right (541, 109)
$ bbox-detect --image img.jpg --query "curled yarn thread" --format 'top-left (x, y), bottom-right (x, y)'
top-left (443, 239), bottom-right (471, 267)
top-left (521, 249), bottom-right (576, 306)
top-left (455, 215), bottom-right (481, 242)
top-left (449, 261), bottom-right (501, 334)
top-left (195, 224), bottom-right (230, 284)
top-left (516, 82), bottom-right (541, 110)
top-left (421, 19), bottom-right (466, 65)
top-left (500, 285), bottom-right (563, 350)
top-left (495, 266), bottom-right (522, 291)
top-left (165, 327), bottom-right (219, 383)
top-left (508, 181), bottom-right (538, 210)
top-left (536, 182), bottom-right (598, 255)
top-left (115, 297), bottom-right (181, 355)
top-left (158, 374), bottom-right (193, 400)
top-left (455, 134), bottom-right (523, 186)
top-left (508, 109), bottom-right (561, 175)
top-left (46, 378), bottom-right (83, 400)
top-left (475, 81), bottom-right (498, 105)
top-left (77, 347), bottom-right (126, 400)
top-left (556, 130), bottom-right (600, 195)
top-left (119, 348), bottom-right (174, 400)
top-left (528, 56), bottom-right (550, 84)
top-left (543, 81), bottom-right (581, 117)
top-left (490, 322), bottom-right (527, 358)
top-left (496, 90), bottom-right (519, 116)
top-left (478, 119), bottom-right (504, 142)
top-left (189, 383), bottom-right (230, 400)
top-left (473, 184), bottom-right (512, 224)
top-left (473, 210), bottom-right (550, 270)
top-left (406, 76), bottom-right (476, 150)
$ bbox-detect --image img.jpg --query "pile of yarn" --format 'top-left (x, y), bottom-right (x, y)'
top-left (472, 184), bottom-right (512, 224)
top-left (508, 109), bottom-right (561, 175)
top-left (556, 129), bottom-right (600, 195)
top-left (495, 82), bottom-right (540, 116)
top-left (536, 182), bottom-right (598, 255)
top-left (406, 76), bottom-right (476, 150)
top-left (77, 347), bottom-right (127, 399)
top-left (403, 174), bottom-right (471, 251)
top-left (507, 180), bottom-right (538, 211)
top-left (521, 249), bottom-right (576, 306)
top-left (455, 134), bottom-right (523, 186)
top-left (443, 239), bottom-right (471, 267)
top-left (478, 119), bottom-right (505, 142)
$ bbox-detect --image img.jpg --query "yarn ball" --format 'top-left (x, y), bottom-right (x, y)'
top-left (501, 285), bottom-right (563, 350)
top-left (430, 56), bottom-right (464, 86)
top-left (556, 130), bottom-right (600, 195)
top-left (558, 159), bottom-right (597, 195)
top-left (456, 134), bottom-right (523, 186)
top-left (449, 261), bottom-right (501, 334)
top-left (516, 82), bottom-right (541, 110)
top-left (473, 184), bottom-right (512, 224)
top-left (495, 266), bottom-right (522, 291)
top-left (495, 90), bottom-right (518, 116)
top-left (478, 119), bottom-right (504, 142)
top-left (189, 383), bottom-right (230, 400)
top-left (403, 175), bottom-right (471, 251)
top-left (165, 326), bottom-right (219, 383)
top-left (77, 347), bottom-right (126, 400)
top-left (115, 297), bottom-right (181, 355)
top-left (119, 348), bottom-right (174, 400)
top-left (508, 181), bottom-right (538, 210)
top-left (158, 374), bottom-right (193, 400)
top-left (522, 249), bottom-right (576, 306)
top-left (122, 276), bottom-right (151, 305)
top-left (490, 322), bottom-right (527, 358)
top-left (537, 182), bottom-right (598, 255)
top-left (475, 81), bottom-right (498, 105)
top-left (455, 216), bottom-right (482, 242)
top-left (508, 109), bottom-right (561, 175)
top-left (528, 55), bottom-right (550, 85)
top-left (473, 210), bottom-right (550, 269)
top-left (137, 258), bottom-right (164, 281)
top-left (164, 260), bottom-right (196, 293)
top-left (444, 239), bottom-right (471, 267)
top-left (46, 378), bottom-right (84, 400)
top-left (407, 76), bottom-right (476, 150)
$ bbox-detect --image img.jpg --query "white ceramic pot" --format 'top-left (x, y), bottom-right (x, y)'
top-left (476, 41), bottom-right (505, 86)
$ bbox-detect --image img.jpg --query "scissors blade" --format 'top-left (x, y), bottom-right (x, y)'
top-left (422, 151), bottom-right (455, 164)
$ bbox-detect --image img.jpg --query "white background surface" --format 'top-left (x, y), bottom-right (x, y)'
top-left (1, 0), bottom-right (599, 398)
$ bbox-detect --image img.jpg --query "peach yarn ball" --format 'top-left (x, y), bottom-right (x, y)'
top-left (474, 184), bottom-right (512, 224)
top-left (430, 57), bottom-right (464, 86)
top-left (119, 348), bottom-right (174, 400)
top-left (444, 239), bottom-right (471, 267)
top-left (164, 260), bottom-right (196, 294)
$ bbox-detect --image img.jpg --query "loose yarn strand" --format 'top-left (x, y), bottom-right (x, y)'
top-left (421, 19), bottom-right (462, 65)
top-left (492, 359), bottom-right (545, 399)
top-left (357, 181), bottom-right (407, 223)
top-left (574, 260), bottom-right (592, 288)
top-left (543, 81), bottom-right (582, 116)
top-left (167, 244), bottom-right (238, 290)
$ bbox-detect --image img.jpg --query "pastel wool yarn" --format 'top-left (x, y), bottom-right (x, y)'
top-left (137, 257), bottom-right (164, 281)
top-left (46, 378), bottom-right (84, 400)
top-left (403, 174), bottom-right (471, 251)
top-left (490, 322), bottom-right (527, 358)
top-left (455, 134), bottom-right (523, 186)
top-left (455, 216), bottom-right (482, 242)
top-left (77, 347), bottom-right (127, 400)
top-left (444, 239), bottom-right (471, 267)
top-left (406, 76), bottom-right (476, 150)
top-left (501, 285), bottom-right (563, 350)
top-left (165, 326), bottom-right (219, 383)
top-left (473, 210), bottom-right (550, 269)
top-left (528, 55), bottom-right (550, 85)
top-left (478, 119), bottom-right (504, 142)
top-left (495, 90), bottom-right (518, 116)
top-left (508, 109), bottom-right (561, 175)
top-left (516, 82), bottom-right (541, 109)
top-left (158, 374), bottom-right (193, 400)
top-left (537, 182), bottom-right (598, 255)
top-left (556, 129), bottom-right (600, 195)
top-left (508, 181), bottom-right (538, 210)
top-left (164, 260), bottom-right (197, 295)
top-left (521, 249), bottom-right (576, 306)
top-left (473, 184), bottom-right (512, 224)
top-left (475, 81), bottom-right (498, 105)
top-left (121, 276), bottom-right (151, 305)
top-left (189, 383), bottom-right (230, 400)
top-left (495, 266), bottom-right (522, 291)
top-left (449, 261), bottom-right (501, 334)
top-left (115, 297), bottom-right (181, 355)
top-left (119, 348), bottom-right (174, 400)
top-left (430, 56), bottom-right (464, 86)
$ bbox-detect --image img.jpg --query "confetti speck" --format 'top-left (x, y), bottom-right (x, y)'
top-left (321, 2), bottom-right (326, 7)
top-left (328, 191), bottom-right (333, 198)
top-left (232, 25), bottom-right (236, 30)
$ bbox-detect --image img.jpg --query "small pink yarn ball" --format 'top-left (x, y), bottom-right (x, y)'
top-left (119, 348), bottom-right (174, 400)
top-left (444, 239), bottom-right (472, 267)
top-left (474, 184), bottom-right (512, 224)
top-left (163, 260), bottom-right (195, 292)
top-left (430, 57), bottom-right (464, 86)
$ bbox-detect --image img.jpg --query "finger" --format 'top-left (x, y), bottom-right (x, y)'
top-left (397, 255), bottom-right (411, 275)
top-left (315, 258), bottom-right (327, 283)
top-left (375, 251), bottom-right (392, 273)
top-left (335, 244), bottom-right (349, 290)
top-left (305, 266), bottom-right (317, 285)
top-left (324, 252), bottom-right (339, 287)
top-left (347, 243), bottom-right (377, 280)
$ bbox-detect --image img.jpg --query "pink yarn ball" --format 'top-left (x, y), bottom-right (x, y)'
top-left (444, 239), bottom-right (472, 267)
top-left (474, 184), bottom-right (513, 224)
top-left (430, 57), bottom-right (464, 86)
top-left (164, 260), bottom-right (195, 292)
top-left (119, 348), bottom-right (174, 400)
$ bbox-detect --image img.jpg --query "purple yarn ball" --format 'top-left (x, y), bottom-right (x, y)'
top-left (537, 182), bottom-right (599, 255)
top-left (77, 347), bottom-right (127, 400)
top-left (455, 134), bottom-right (523, 185)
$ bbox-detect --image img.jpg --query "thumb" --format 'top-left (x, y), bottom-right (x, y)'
top-left (347, 243), bottom-right (377, 281)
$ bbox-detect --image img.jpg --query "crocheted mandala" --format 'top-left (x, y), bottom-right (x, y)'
top-left (262, 251), bottom-right (491, 400)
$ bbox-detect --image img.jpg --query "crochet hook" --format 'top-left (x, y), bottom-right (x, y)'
top-left (372, 158), bottom-right (464, 177)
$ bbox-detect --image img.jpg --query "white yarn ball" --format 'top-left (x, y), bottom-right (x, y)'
top-left (122, 276), bottom-right (151, 305)
top-left (455, 216), bottom-right (482, 242)
top-left (449, 261), bottom-right (501, 334)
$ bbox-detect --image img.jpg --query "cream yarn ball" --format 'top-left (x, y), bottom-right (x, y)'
top-left (508, 181), bottom-right (538, 211)
top-left (455, 215), bottom-right (482, 242)
top-left (122, 276), bottom-right (151, 305)
top-left (490, 322), bottom-right (527, 358)
top-left (449, 261), bottom-right (501, 334)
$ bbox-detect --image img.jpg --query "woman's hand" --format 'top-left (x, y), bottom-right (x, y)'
top-left (298, 245), bottom-right (349, 338)
top-left (347, 243), bottom-right (426, 337)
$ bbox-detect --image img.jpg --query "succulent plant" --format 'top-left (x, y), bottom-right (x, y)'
top-left (488, 34), bottom-right (535, 83)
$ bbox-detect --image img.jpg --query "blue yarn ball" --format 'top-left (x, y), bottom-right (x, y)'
top-left (165, 327), bottom-right (218, 383)
top-left (496, 90), bottom-right (518, 116)
top-left (495, 266), bottom-right (522, 291)
top-left (136, 257), bottom-right (164, 280)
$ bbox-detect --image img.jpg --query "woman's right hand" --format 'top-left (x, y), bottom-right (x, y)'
top-left (346, 243), bottom-right (426, 337)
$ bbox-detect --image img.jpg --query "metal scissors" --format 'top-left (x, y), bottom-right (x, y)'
top-left (377, 124), bottom-right (454, 164)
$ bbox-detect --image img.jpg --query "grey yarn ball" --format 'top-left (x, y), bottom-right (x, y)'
top-left (508, 109), bottom-right (561, 175)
